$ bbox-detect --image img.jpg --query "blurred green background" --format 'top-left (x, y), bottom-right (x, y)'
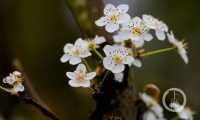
top-left (0, 0), bottom-right (200, 119)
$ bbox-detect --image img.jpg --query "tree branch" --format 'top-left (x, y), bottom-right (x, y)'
top-left (18, 92), bottom-right (59, 120)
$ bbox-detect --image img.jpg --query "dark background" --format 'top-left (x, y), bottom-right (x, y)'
top-left (0, 0), bottom-right (199, 119)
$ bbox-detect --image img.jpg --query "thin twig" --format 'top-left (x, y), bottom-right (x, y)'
top-left (13, 59), bottom-right (51, 111)
top-left (18, 92), bottom-right (59, 120)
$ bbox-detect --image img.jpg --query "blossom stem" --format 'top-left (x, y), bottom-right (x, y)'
top-left (140, 46), bottom-right (176, 58)
top-left (0, 86), bottom-right (10, 93)
top-left (100, 70), bottom-right (110, 88)
top-left (82, 58), bottom-right (92, 72)
top-left (93, 48), bottom-right (104, 60)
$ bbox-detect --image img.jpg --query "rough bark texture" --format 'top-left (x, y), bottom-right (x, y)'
top-left (89, 67), bottom-right (137, 120)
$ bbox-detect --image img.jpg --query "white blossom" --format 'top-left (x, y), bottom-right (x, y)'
top-left (66, 64), bottom-right (96, 87)
top-left (95, 4), bottom-right (130, 32)
top-left (3, 71), bottom-right (24, 92)
top-left (177, 107), bottom-right (195, 120)
top-left (143, 14), bottom-right (168, 40)
top-left (119, 17), bottom-right (153, 42)
top-left (140, 93), bottom-right (165, 119)
top-left (87, 35), bottom-right (106, 49)
top-left (103, 45), bottom-right (134, 73)
top-left (60, 38), bottom-right (91, 65)
top-left (167, 31), bottom-right (188, 64)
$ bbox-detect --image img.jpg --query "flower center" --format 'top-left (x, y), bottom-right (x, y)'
top-left (110, 15), bottom-right (117, 21)
top-left (76, 74), bottom-right (85, 83)
top-left (113, 55), bottom-right (122, 63)
top-left (73, 49), bottom-right (80, 56)
top-left (88, 41), bottom-right (95, 49)
top-left (133, 27), bottom-right (141, 34)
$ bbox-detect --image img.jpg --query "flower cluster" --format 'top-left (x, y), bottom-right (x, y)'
top-left (3, 71), bottom-right (24, 93)
top-left (96, 4), bottom-right (188, 65)
top-left (61, 3), bottom-right (189, 87)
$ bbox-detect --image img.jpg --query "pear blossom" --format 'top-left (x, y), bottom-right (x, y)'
top-left (177, 107), bottom-right (195, 120)
top-left (3, 71), bottom-right (24, 92)
top-left (95, 4), bottom-right (130, 32)
top-left (66, 64), bottom-right (96, 87)
top-left (140, 93), bottom-right (165, 119)
top-left (112, 39), bottom-right (143, 68)
top-left (143, 14), bottom-right (168, 40)
top-left (87, 35), bottom-right (106, 49)
top-left (60, 38), bottom-right (91, 65)
top-left (119, 17), bottom-right (153, 42)
top-left (103, 45), bottom-right (134, 73)
top-left (167, 31), bottom-right (188, 64)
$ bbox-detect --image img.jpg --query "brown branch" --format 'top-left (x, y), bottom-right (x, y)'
top-left (18, 92), bottom-right (59, 120)
top-left (89, 66), bottom-right (137, 120)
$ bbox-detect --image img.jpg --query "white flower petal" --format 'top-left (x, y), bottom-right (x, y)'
top-left (95, 36), bottom-right (106, 44)
top-left (146, 24), bottom-right (157, 29)
top-left (103, 45), bottom-right (114, 56)
top-left (76, 64), bottom-right (86, 74)
top-left (60, 53), bottom-right (71, 63)
top-left (80, 81), bottom-right (90, 87)
top-left (75, 38), bottom-right (84, 45)
top-left (85, 72), bottom-right (96, 80)
top-left (79, 51), bottom-right (91, 58)
top-left (167, 31), bottom-right (176, 44)
top-left (69, 56), bottom-right (81, 65)
top-left (113, 35), bottom-right (123, 43)
top-left (111, 63), bottom-right (125, 73)
top-left (104, 4), bottom-right (115, 15)
top-left (155, 29), bottom-right (166, 40)
top-left (14, 84), bottom-right (24, 92)
top-left (142, 14), bottom-right (149, 22)
top-left (129, 33), bottom-right (140, 40)
top-left (133, 16), bottom-right (142, 23)
top-left (69, 80), bottom-right (80, 87)
top-left (122, 56), bottom-right (134, 64)
top-left (179, 52), bottom-right (188, 64)
top-left (103, 57), bottom-right (115, 70)
top-left (66, 72), bottom-right (75, 80)
top-left (105, 22), bottom-right (119, 33)
top-left (143, 111), bottom-right (157, 120)
top-left (114, 72), bottom-right (124, 83)
top-left (64, 43), bottom-right (73, 53)
top-left (117, 4), bottom-right (129, 13)
top-left (95, 16), bottom-right (108, 27)
top-left (13, 71), bottom-right (21, 76)
top-left (142, 33), bottom-right (153, 41)
top-left (133, 59), bottom-right (142, 67)
top-left (158, 22), bottom-right (168, 32)
top-left (133, 39), bottom-right (144, 48)
top-left (119, 30), bottom-right (130, 40)
top-left (3, 77), bottom-right (13, 84)
top-left (118, 13), bottom-right (130, 23)
top-left (151, 104), bottom-right (164, 118)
